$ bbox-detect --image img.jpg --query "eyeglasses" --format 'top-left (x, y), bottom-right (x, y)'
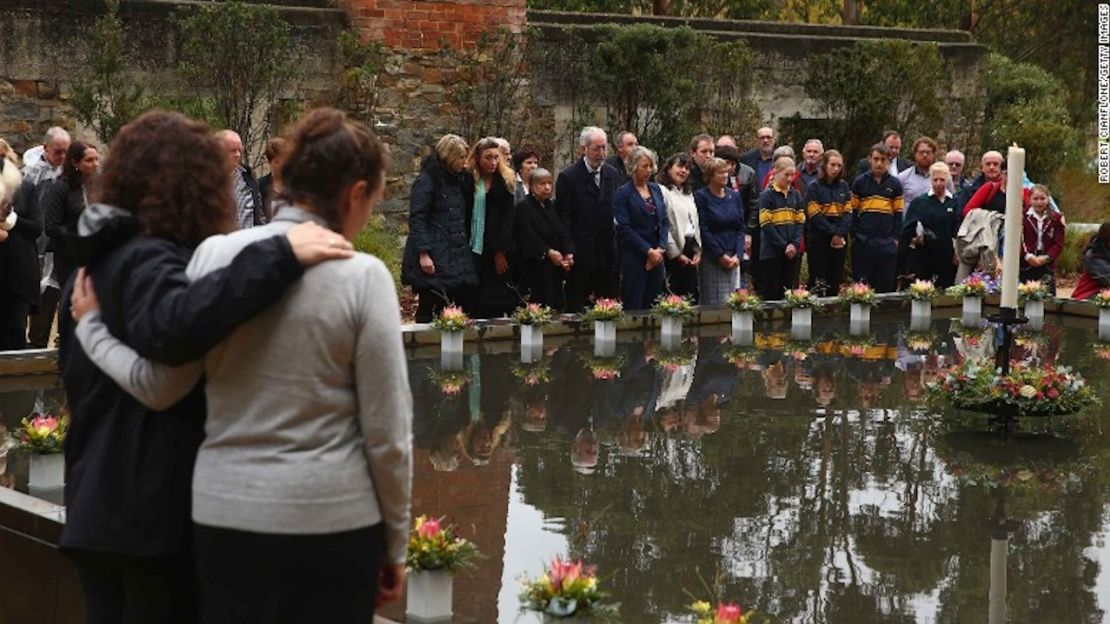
top-left (945, 162), bottom-right (961, 167)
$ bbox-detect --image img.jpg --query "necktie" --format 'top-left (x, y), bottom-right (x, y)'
top-left (593, 168), bottom-right (601, 188)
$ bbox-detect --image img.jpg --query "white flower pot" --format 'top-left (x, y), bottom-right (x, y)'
top-left (962, 296), bottom-right (981, 318)
top-left (521, 325), bottom-right (544, 352)
top-left (594, 320), bottom-right (616, 344)
top-left (441, 330), bottom-right (463, 354)
top-left (1100, 308), bottom-right (1110, 342)
top-left (850, 303), bottom-right (871, 325)
top-left (440, 350), bottom-right (464, 372)
top-left (406, 569), bottom-right (453, 622)
top-left (28, 453), bottom-right (64, 489)
top-left (1023, 300), bottom-right (1044, 331)
top-left (790, 307), bottom-right (812, 341)
top-left (661, 316), bottom-right (683, 342)
top-left (731, 310), bottom-right (753, 335)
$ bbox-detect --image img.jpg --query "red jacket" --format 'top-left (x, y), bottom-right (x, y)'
top-left (962, 181), bottom-right (1030, 217)
top-left (1020, 209), bottom-right (1065, 268)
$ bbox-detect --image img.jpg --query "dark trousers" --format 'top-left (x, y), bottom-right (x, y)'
top-left (28, 285), bottom-right (60, 348)
top-left (805, 237), bottom-right (847, 297)
top-left (1020, 263), bottom-right (1057, 295)
top-left (66, 549), bottom-right (196, 624)
top-left (742, 232), bottom-right (761, 291)
top-left (620, 253), bottom-right (666, 311)
top-left (906, 248), bottom-right (958, 289)
top-left (415, 288), bottom-right (468, 323)
top-left (665, 257), bottom-right (699, 303)
top-left (759, 255), bottom-right (801, 301)
top-left (0, 299), bottom-right (29, 350)
top-left (520, 260), bottom-right (566, 311)
top-left (564, 265), bottom-right (618, 314)
top-left (193, 523), bottom-right (384, 624)
top-left (852, 246), bottom-right (897, 293)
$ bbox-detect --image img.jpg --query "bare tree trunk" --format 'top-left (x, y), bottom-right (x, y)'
top-left (653, 0), bottom-right (670, 15)
top-left (842, 0), bottom-right (858, 24)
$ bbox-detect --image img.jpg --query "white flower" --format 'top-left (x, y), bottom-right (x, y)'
top-left (1019, 385), bottom-right (1037, 399)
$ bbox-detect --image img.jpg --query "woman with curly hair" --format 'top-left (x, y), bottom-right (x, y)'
top-left (58, 111), bottom-right (351, 624)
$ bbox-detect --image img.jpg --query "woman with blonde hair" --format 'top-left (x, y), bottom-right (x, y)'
top-left (466, 137), bottom-right (517, 317)
top-left (401, 134), bottom-right (479, 321)
top-left (758, 156), bottom-right (805, 300)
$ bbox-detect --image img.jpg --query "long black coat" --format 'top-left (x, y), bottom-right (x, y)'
top-left (0, 179), bottom-right (45, 305)
top-left (472, 173), bottom-right (518, 317)
top-left (555, 158), bottom-right (619, 272)
top-left (401, 156), bottom-right (478, 294)
top-left (41, 178), bottom-right (86, 286)
top-left (514, 194), bottom-right (570, 308)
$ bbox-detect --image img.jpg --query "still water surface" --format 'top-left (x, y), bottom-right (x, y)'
top-left (2, 313), bottom-right (1109, 623)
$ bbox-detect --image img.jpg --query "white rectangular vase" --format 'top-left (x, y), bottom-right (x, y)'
top-left (792, 307), bottom-right (812, 328)
top-left (441, 330), bottom-right (463, 354)
top-left (910, 300), bottom-right (931, 330)
top-left (962, 296), bottom-right (981, 318)
top-left (28, 453), bottom-right (64, 489)
top-left (661, 316), bottom-right (683, 341)
top-left (850, 303), bottom-right (870, 324)
top-left (521, 325), bottom-right (544, 352)
top-left (731, 310), bottom-right (753, 335)
top-left (1100, 308), bottom-right (1110, 342)
top-left (406, 570), bottom-right (453, 623)
top-left (594, 320), bottom-right (616, 344)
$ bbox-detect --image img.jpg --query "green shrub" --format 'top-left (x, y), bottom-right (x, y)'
top-left (1057, 225), bottom-right (1096, 275)
top-left (1053, 165), bottom-right (1110, 224)
top-left (352, 215), bottom-right (403, 288)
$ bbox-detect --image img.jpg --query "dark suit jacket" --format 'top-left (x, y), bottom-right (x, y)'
top-left (857, 156), bottom-right (914, 178)
top-left (604, 154), bottom-right (630, 188)
top-left (0, 179), bottom-right (46, 305)
top-left (612, 181), bottom-right (668, 260)
top-left (739, 148), bottom-right (771, 173)
top-left (555, 158), bottom-right (619, 272)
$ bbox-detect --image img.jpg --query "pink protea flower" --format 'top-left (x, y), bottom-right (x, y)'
top-left (715, 602), bottom-right (743, 622)
top-left (417, 516), bottom-right (441, 539)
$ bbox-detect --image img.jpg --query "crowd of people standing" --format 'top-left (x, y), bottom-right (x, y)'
top-left (402, 125), bottom-right (1100, 321)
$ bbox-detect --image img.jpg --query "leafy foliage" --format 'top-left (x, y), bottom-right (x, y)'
top-left (334, 29), bottom-right (387, 127)
top-left (979, 53), bottom-right (1081, 183)
top-left (440, 29), bottom-right (534, 145)
top-left (175, 1), bottom-right (298, 169)
top-left (804, 39), bottom-right (945, 168)
top-left (71, 0), bottom-right (153, 144)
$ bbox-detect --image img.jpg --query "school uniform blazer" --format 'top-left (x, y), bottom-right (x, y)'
top-left (612, 181), bottom-right (669, 260)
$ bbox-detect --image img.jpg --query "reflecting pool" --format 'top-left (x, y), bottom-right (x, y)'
top-left (386, 313), bottom-right (1110, 623)
top-left (2, 312), bottom-right (1109, 623)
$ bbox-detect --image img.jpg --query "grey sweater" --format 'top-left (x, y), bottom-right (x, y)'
top-left (76, 206), bottom-right (413, 562)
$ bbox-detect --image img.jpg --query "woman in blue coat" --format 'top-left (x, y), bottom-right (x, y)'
top-left (613, 146), bottom-right (669, 310)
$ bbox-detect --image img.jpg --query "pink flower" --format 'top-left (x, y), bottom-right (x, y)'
top-left (716, 602), bottom-right (743, 622)
top-left (417, 517), bottom-right (441, 539)
top-left (548, 557), bottom-right (585, 591)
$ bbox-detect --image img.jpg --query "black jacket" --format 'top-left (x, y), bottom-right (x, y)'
top-left (0, 179), bottom-right (45, 305)
top-left (555, 158), bottom-right (619, 272)
top-left (41, 178), bottom-right (86, 286)
top-left (401, 156), bottom-right (478, 293)
top-left (58, 205), bottom-right (305, 556)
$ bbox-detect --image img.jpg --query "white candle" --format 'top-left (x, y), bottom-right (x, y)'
top-left (1000, 145), bottom-right (1025, 310)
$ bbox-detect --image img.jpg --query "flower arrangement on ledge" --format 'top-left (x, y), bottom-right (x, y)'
top-left (782, 287), bottom-right (818, 309)
top-left (520, 556), bottom-right (616, 619)
top-left (652, 293), bottom-right (697, 320)
top-left (927, 359), bottom-right (1098, 417)
top-left (406, 515), bottom-right (480, 573)
top-left (907, 279), bottom-right (937, 301)
top-left (946, 272), bottom-right (997, 298)
top-left (1017, 280), bottom-right (1050, 303)
top-left (689, 600), bottom-right (752, 624)
top-left (432, 305), bottom-right (470, 332)
top-left (838, 282), bottom-right (877, 307)
top-left (14, 412), bottom-right (67, 454)
top-left (513, 302), bottom-right (555, 327)
top-left (582, 298), bottom-right (624, 322)
top-left (1092, 289), bottom-right (1110, 308)
top-left (726, 289), bottom-right (763, 313)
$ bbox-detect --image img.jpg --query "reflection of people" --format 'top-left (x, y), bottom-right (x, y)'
top-left (571, 427), bottom-right (599, 474)
top-left (762, 359), bottom-right (788, 399)
top-left (617, 407), bottom-right (648, 456)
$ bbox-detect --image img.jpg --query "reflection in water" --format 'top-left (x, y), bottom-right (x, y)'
top-left (398, 315), bottom-right (1110, 623)
top-left (3, 318), bottom-right (1109, 623)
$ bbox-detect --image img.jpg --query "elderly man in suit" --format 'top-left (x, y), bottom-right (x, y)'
top-left (857, 130), bottom-right (914, 178)
top-left (556, 126), bottom-right (620, 312)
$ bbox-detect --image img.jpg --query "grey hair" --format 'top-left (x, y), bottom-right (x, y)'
top-left (530, 167), bottom-right (553, 182)
top-left (579, 126), bottom-right (606, 147)
top-left (804, 139), bottom-right (824, 150)
top-left (624, 145), bottom-right (657, 177)
top-left (44, 126), bottom-right (71, 146)
top-left (772, 145), bottom-right (795, 159)
top-left (945, 149), bottom-right (966, 163)
top-left (493, 137), bottom-right (510, 152)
